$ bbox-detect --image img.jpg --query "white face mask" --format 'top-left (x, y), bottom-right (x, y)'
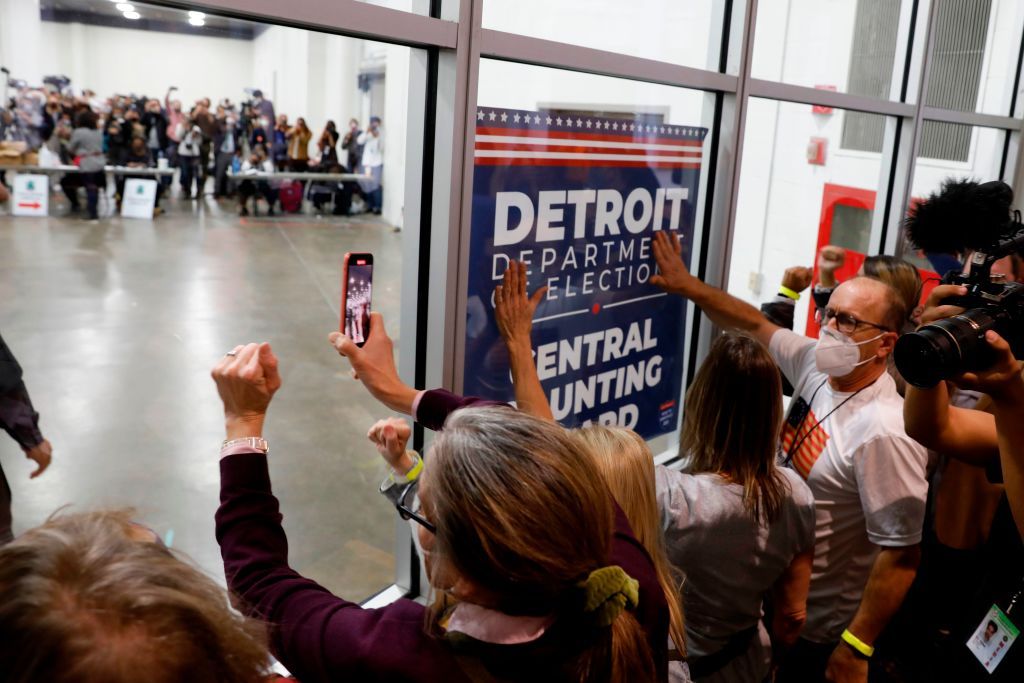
top-left (814, 326), bottom-right (885, 377)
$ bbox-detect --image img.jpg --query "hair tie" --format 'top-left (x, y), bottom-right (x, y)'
top-left (578, 565), bottom-right (639, 627)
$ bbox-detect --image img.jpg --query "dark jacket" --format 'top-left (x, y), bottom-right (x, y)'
top-left (213, 120), bottom-right (244, 154)
top-left (141, 110), bottom-right (169, 150)
top-left (341, 129), bottom-right (363, 173)
top-left (0, 334), bottom-right (42, 450)
top-left (216, 388), bottom-right (669, 682)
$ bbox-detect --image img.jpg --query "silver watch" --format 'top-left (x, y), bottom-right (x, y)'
top-left (221, 436), bottom-right (270, 454)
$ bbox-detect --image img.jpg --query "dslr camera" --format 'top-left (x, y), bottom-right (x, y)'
top-left (895, 179), bottom-right (1024, 388)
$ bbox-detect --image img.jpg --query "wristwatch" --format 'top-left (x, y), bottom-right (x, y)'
top-left (221, 436), bottom-right (270, 454)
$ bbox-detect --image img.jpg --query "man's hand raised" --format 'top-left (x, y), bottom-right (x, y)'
top-left (650, 231), bottom-right (696, 296)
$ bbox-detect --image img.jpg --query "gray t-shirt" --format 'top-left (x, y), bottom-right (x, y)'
top-left (68, 128), bottom-right (106, 172)
top-left (655, 466), bottom-right (815, 671)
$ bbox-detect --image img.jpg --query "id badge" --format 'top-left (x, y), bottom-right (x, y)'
top-left (966, 605), bottom-right (1019, 673)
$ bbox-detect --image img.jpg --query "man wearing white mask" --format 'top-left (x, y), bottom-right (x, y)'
top-left (650, 231), bottom-right (928, 683)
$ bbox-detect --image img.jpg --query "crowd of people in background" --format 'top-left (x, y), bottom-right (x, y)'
top-left (1, 85), bottom-right (386, 219)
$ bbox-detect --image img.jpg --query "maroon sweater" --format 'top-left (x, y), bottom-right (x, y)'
top-left (216, 389), bottom-right (669, 681)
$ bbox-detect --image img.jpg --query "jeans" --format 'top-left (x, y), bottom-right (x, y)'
top-left (214, 151), bottom-right (235, 197)
top-left (178, 157), bottom-right (199, 197)
top-left (61, 171), bottom-right (105, 219)
top-left (238, 180), bottom-right (276, 213)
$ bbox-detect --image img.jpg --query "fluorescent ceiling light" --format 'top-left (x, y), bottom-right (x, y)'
top-left (123, 10), bottom-right (140, 19)
top-left (188, 11), bottom-right (205, 18)
top-left (115, 3), bottom-right (133, 11)
top-left (188, 17), bottom-right (205, 26)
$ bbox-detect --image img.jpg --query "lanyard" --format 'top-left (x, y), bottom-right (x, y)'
top-left (1004, 576), bottom-right (1024, 619)
top-left (785, 377), bottom-right (866, 464)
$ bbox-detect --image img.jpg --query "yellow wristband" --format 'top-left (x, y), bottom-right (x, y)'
top-left (841, 629), bottom-right (874, 658)
top-left (404, 453), bottom-right (424, 482)
top-left (389, 451), bottom-right (423, 484)
top-left (778, 285), bottom-right (801, 301)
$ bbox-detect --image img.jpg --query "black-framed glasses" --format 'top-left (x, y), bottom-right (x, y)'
top-left (397, 481), bottom-right (436, 535)
top-left (815, 306), bottom-right (891, 335)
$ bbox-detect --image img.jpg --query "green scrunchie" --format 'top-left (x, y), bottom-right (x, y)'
top-left (578, 565), bottom-right (639, 628)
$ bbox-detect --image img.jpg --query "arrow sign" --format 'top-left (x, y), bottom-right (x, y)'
top-left (13, 174), bottom-right (49, 216)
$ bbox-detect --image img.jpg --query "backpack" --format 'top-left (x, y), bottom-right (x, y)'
top-left (279, 181), bottom-right (303, 213)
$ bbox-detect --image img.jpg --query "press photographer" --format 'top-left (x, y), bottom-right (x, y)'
top-left (896, 179), bottom-right (1024, 389)
top-left (901, 177), bottom-right (1024, 680)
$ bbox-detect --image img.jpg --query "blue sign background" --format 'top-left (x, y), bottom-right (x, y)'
top-left (464, 109), bottom-right (707, 439)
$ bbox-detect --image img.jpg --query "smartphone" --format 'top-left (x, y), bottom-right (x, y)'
top-left (341, 252), bottom-right (374, 347)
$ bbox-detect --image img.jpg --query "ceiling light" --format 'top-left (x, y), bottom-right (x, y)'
top-left (123, 10), bottom-right (140, 19)
top-left (115, 3), bottom-right (133, 10)
top-left (188, 17), bottom-right (205, 26)
top-left (188, 11), bottom-right (205, 19)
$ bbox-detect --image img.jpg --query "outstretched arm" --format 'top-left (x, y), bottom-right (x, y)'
top-left (650, 231), bottom-right (780, 348)
top-left (328, 314), bottom-right (502, 430)
top-left (495, 261), bottom-right (552, 421)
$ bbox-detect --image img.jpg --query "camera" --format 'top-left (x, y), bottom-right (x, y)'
top-left (895, 179), bottom-right (1024, 388)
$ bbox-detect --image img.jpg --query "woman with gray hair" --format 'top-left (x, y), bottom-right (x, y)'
top-left (211, 342), bottom-right (668, 682)
top-left (0, 509), bottom-right (275, 683)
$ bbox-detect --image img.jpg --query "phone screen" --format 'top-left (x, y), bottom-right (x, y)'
top-left (343, 255), bottom-right (373, 346)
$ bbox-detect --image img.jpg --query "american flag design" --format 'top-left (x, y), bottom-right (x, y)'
top-left (474, 108), bottom-right (706, 169)
top-left (782, 407), bottom-right (830, 480)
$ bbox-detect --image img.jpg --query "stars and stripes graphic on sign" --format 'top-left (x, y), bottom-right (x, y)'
top-left (474, 108), bottom-right (707, 169)
top-left (781, 408), bottom-right (830, 480)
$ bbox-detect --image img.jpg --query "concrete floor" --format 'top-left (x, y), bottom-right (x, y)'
top-left (0, 194), bottom-right (404, 601)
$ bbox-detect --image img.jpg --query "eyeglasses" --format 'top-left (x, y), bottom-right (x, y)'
top-left (397, 481), bottom-right (436, 535)
top-left (815, 306), bottom-right (891, 335)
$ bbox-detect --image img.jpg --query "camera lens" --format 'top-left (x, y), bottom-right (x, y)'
top-left (894, 309), bottom-right (1002, 387)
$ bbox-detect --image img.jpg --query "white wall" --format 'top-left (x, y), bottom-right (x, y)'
top-left (0, 0), bottom-right (43, 86)
top-left (482, 0), bottom-right (717, 69)
top-left (35, 21), bottom-right (252, 108)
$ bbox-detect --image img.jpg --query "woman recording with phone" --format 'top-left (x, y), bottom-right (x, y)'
top-left (211, 343), bottom-right (666, 682)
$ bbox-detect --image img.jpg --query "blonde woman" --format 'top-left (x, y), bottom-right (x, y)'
top-left (574, 426), bottom-right (687, 662)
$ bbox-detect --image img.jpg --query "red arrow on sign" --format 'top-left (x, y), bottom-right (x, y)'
top-left (17, 202), bottom-right (41, 209)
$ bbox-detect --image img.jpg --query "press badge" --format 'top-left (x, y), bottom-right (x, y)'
top-left (966, 605), bottom-right (1019, 673)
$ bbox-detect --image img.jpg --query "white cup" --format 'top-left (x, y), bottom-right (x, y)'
top-left (157, 158), bottom-right (169, 170)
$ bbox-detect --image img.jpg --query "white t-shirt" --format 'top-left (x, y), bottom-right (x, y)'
top-left (769, 329), bottom-right (929, 643)
top-left (655, 466), bottom-right (815, 680)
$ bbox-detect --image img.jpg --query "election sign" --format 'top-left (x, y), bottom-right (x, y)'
top-left (121, 178), bottom-right (157, 219)
top-left (12, 174), bottom-right (49, 217)
top-left (465, 107), bottom-right (707, 439)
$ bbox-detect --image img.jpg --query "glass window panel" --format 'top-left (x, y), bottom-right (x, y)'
top-left (729, 98), bottom-right (893, 334)
top-left (474, 59), bottom-right (716, 456)
top-left (752, 0), bottom-right (909, 100)
top-left (3, 0), bottom-right (422, 601)
top-left (925, 0), bottom-right (1024, 117)
top-left (481, 0), bottom-right (721, 70)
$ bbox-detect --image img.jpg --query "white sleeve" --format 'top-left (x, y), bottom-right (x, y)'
top-left (768, 328), bottom-right (818, 387)
top-left (854, 436), bottom-right (929, 546)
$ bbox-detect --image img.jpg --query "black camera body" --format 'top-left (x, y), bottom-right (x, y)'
top-left (895, 209), bottom-right (1024, 388)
